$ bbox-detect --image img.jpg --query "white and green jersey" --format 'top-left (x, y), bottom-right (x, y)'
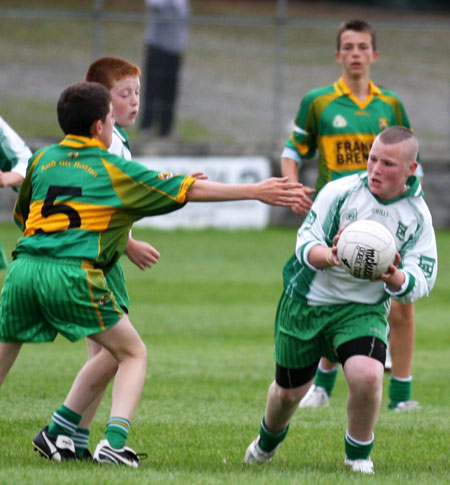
top-left (109, 125), bottom-right (132, 160)
top-left (0, 115), bottom-right (32, 178)
top-left (283, 173), bottom-right (437, 306)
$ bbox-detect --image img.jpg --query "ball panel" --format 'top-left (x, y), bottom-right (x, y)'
top-left (337, 220), bottom-right (396, 279)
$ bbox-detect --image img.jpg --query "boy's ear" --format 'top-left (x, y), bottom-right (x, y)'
top-left (409, 160), bottom-right (418, 177)
top-left (90, 119), bottom-right (102, 138)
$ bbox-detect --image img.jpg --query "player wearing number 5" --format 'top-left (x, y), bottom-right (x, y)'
top-left (244, 126), bottom-right (437, 474)
top-left (282, 19), bottom-right (423, 411)
top-left (0, 81), bottom-right (304, 467)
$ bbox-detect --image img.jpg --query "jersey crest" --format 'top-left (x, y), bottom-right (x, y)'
top-left (379, 118), bottom-right (389, 131)
top-left (344, 208), bottom-right (357, 221)
top-left (418, 255), bottom-right (436, 279)
top-left (157, 171), bottom-right (175, 180)
top-left (303, 209), bottom-right (317, 229)
top-left (396, 222), bottom-right (408, 241)
top-left (332, 114), bottom-right (347, 128)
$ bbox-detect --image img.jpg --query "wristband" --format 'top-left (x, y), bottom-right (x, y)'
top-left (325, 248), bottom-right (334, 266)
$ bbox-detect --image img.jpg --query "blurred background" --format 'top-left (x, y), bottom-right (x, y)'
top-left (1, 0), bottom-right (449, 226)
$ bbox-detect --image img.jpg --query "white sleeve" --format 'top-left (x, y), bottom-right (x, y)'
top-left (11, 157), bottom-right (29, 178)
top-left (295, 178), bottom-right (347, 266)
top-left (281, 147), bottom-right (302, 165)
top-left (389, 205), bottom-right (438, 304)
top-left (0, 116), bottom-right (32, 178)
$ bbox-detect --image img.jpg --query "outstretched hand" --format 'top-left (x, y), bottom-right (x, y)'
top-left (290, 185), bottom-right (315, 215)
top-left (0, 170), bottom-right (24, 188)
top-left (125, 237), bottom-right (161, 270)
top-left (190, 172), bottom-right (208, 180)
top-left (255, 177), bottom-right (310, 207)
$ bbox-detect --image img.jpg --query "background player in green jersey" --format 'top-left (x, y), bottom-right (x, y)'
top-left (0, 116), bottom-right (32, 269)
top-left (244, 126), bottom-right (437, 475)
top-left (281, 19), bottom-right (421, 411)
top-left (86, 56), bottom-right (162, 269)
top-left (0, 81), bottom-right (304, 467)
top-left (79, 57), bottom-right (208, 459)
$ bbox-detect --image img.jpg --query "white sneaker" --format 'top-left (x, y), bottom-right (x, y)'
top-left (345, 457), bottom-right (374, 474)
top-left (244, 436), bottom-right (279, 464)
top-left (392, 400), bottom-right (421, 412)
top-left (385, 342), bottom-right (392, 371)
top-left (299, 385), bottom-right (329, 408)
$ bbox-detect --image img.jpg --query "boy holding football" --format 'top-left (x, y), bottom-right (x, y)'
top-left (244, 126), bottom-right (437, 474)
top-left (281, 19), bottom-right (422, 411)
top-left (0, 81), bottom-right (304, 467)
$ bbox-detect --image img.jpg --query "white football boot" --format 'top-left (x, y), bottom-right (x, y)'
top-left (244, 436), bottom-right (279, 464)
top-left (299, 385), bottom-right (329, 408)
top-left (392, 400), bottom-right (421, 411)
top-left (345, 457), bottom-right (375, 474)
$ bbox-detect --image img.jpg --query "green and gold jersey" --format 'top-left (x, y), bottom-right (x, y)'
top-left (283, 77), bottom-right (412, 192)
top-left (13, 135), bottom-right (195, 272)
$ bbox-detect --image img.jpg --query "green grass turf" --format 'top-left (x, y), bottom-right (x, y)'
top-left (0, 224), bottom-right (449, 484)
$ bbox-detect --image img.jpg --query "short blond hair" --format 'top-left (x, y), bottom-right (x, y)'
top-left (378, 126), bottom-right (418, 162)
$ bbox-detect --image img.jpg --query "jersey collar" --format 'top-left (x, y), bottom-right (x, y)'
top-left (335, 77), bottom-right (382, 110)
top-left (113, 125), bottom-right (131, 150)
top-left (59, 134), bottom-right (108, 150)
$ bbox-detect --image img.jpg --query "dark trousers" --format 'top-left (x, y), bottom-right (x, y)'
top-left (141, 45), bottom-right (182, 137)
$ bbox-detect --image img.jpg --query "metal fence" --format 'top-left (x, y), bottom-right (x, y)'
top-left (1, 2), bottom-right (449, 160)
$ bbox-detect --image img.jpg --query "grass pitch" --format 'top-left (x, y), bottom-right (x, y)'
top-left (0, 223), bottom-right (449, 484)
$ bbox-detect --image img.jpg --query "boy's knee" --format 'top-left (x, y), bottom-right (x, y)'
top-left (136, 340), bottom-right (147, 361)
top-left (362, 367), bottom-right (382, 393)
top-left (345, 357), bottom-right (383, 395)
top-left (276, 384), bottom-right (303, 406)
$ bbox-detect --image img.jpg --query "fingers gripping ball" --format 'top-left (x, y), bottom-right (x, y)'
top-left (336, 220), bottom-right (396, 279)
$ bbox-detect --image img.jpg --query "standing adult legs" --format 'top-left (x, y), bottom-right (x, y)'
top-left (159, 51), bottom-right (181, 137)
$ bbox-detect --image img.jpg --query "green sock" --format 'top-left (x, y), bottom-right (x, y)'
top-left (105, 417), bottom-right (131, 450)
top-left (47, 404), bottom-right (82, 437)
top-left (389, 376), bottom-right (412, 409)
top-left (345, 431), bottom-right (374, 460)
top-left (258, 417), bottom-right (289, 453)
top-left (73, 427), bottom-right (90, 457)
top-left (314, 364), bottom-right (339, 397)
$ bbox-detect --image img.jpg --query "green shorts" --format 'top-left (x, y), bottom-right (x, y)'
top-left (274, 291), bottom-right (389, 369)
top-left (105, 260), bottom-right (130, 313)
top-left (0, 254), bottom-right (123, 343)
